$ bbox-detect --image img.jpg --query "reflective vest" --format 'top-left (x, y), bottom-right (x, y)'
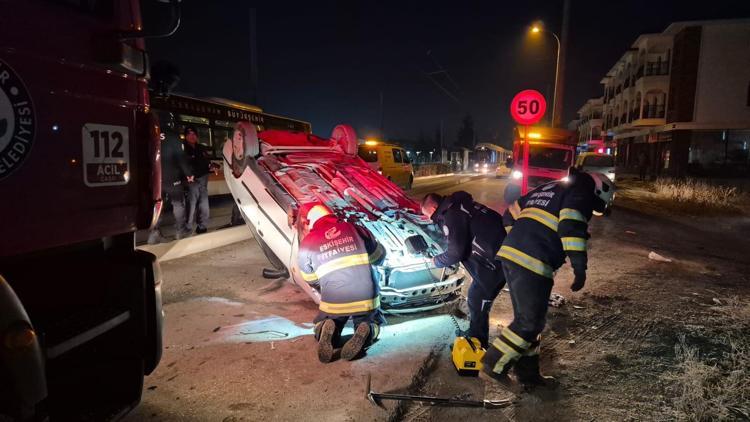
top-left (499, 180), bottom-right (594, 278)
top-left (298, 216), bottom-right (385, 316)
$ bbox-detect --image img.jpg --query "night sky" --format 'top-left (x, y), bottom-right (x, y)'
top-left (148, 1), bottom-right (750, 147)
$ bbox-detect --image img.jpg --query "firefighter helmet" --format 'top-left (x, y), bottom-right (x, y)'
top-left (307, 204), bottom-right (332, 228)
top-left (589, 172), bottom-right (615, 215)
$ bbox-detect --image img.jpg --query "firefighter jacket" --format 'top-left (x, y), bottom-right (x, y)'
top-left (298, 216), bottom-right (386, 317)
top-left (499, 175), bottom-right (596, 279)
top-left (431, 191), bottom-right (506, 268)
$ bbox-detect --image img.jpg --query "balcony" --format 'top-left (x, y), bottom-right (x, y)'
top-left (643, 104), bottom-right (666, 119)
top-left (644, 62), bottom-right (669, 76)
top-left (630, 104), bottom-right (666, 126)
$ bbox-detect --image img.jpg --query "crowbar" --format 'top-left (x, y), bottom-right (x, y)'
top-left (365, 374), bottom-right (514, 409)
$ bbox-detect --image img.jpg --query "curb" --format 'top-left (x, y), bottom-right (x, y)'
top-left (413, 173), bottom-right (455, 181)
top-left (138, 226), bottom-right (253, 262)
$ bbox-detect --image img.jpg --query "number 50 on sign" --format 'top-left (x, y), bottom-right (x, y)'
top-left (510, 90), bottom-right (547, 126)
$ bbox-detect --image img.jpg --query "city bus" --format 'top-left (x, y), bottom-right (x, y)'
top-left (150, 94), bottom-right (311, 195)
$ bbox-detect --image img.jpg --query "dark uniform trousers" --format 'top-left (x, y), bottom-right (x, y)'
top-left (463, 255), bottom-right (506, 348)
top-left (504, 260), bottom-right (552, 344)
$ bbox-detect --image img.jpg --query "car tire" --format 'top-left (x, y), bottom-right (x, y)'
top-left (405, 176), bottom-right (413, 190)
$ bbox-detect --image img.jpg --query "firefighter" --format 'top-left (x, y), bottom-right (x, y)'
top-left (297, 204), bottom-right (386, 363)
top-left (481, 169), bottom-right (615, 389)
top-left (420, 191), bottom-right (506, 349)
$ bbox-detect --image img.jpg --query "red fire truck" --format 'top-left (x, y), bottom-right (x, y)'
top-left (503, 126), bottom-right (577, 204)
top-left (0, 1), bottom-right (177, 419)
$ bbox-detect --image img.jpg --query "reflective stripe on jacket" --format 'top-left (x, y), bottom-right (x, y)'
top-left (499, 178), bottom-right (595, 278)
top-left (298, 216), bottom-right (384, 316)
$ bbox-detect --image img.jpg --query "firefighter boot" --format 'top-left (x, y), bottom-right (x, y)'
top-left (514, 355), bottom-right (556, 389)
top-left (480, 332), bottom-right (528, 391)
top-left (316, 319), bottom-right (336, 363)
top-left (340, 322), bottom-right (373, 361)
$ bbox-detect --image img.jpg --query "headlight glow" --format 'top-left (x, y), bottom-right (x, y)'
top-left (560, 176), bottom-right (570, 182)
top-left (511, 170), bottom-right (523, 180)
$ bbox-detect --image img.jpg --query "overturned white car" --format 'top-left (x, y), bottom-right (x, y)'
top-left (222, 122), bottom-right (466, 313)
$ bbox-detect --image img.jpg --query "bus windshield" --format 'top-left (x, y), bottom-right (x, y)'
top-left (517, 145), bottom-right (572, 170)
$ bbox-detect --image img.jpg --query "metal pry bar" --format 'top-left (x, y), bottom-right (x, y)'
top-left (365, 373), bottom-right (514, 409)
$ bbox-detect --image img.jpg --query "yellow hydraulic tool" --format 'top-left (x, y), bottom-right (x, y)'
top-left (452, 336), bottom-right (485, 376)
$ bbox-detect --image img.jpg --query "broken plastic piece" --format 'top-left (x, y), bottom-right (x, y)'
top-left (648, 251), bottom-right (673, 263)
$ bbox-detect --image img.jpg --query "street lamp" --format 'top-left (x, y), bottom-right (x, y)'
top-left (529, 21), bottom-right (561, 127)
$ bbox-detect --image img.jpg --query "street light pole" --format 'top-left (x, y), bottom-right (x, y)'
top-left (550, 31), bottom-right (561, 127)
top-left (530, 0), bottom-right (570, 128)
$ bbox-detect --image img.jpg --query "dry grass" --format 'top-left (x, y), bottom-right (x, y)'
top-left (653, 178), bottom-right (739, 209)
top-left (667, 297), bottom-right (750, 421)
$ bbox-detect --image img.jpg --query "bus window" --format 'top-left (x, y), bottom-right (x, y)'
top-left (212, 128), bottom-right (231, 159)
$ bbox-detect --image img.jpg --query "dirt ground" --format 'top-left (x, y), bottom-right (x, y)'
top-left (399, 177), bottom-right (750, 421)
top-left (125, 176), bottom-right (750, 421)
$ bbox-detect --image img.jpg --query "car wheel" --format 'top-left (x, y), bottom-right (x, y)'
top-left (405, 176), bottom-right (413, 190)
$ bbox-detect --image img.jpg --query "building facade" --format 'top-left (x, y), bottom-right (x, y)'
top-left (573, 97), bottom-right (604, 150)
top-left (600, 20), bottom-right (750, 177)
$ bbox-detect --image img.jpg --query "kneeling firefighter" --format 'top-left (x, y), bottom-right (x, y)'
top-left (421, 192), bottom-right (506, 349)
top-left (297, 204), bottom-right (386, 363)
top-left (481, 169), bottom-right (615, 388)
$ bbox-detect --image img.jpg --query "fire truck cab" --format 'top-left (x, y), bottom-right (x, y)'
top-left (503, 126), bottom-right (577, 204)
top-left (1, 1), bottom-right (176, 419)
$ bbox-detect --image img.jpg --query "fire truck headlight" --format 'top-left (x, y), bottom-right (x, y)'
top-left (511, 170), bottom-right (523, 180)
top-left (560, 176), bottom-right (570, 183)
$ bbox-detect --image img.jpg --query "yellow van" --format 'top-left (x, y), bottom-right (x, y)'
top-left (357, 141), bottom-right (415, 189)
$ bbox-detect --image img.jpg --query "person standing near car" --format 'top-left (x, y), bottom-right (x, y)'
top-left (148, 112), bottom-right (193, 244)
top-left (481, 169), bottom-right (614, 390)
top-left (420, 191), bottom-right (506, 349)
top-left (184, 125), bottom-right (213, 234)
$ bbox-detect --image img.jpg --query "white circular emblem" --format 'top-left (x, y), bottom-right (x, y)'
top-left (0, 59), bottom-right (35, 181)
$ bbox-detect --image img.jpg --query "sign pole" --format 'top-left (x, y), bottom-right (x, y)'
top-left (509, 89), bottom-right (546, 198)
top-left (522, 125), bottom-right (530, 195)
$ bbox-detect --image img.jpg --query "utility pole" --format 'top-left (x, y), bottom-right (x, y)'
top-left (249, 7), bottom-right (258, 104)
top-left (553, 0), bottom-right (570, 127)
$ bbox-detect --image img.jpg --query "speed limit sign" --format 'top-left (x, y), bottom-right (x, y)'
top-left (510, 90), bottom-right (547, 125)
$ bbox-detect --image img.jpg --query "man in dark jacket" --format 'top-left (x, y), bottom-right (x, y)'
top-left (481, 169), bottom-right (614, 389)
top-left (421, 191), bottom-right (506, 349)
top-left (298, 204), bottom-right (386, 363)
top-left (148, 112), bottom-right (193, 244)
top-left (184, 126), bottom-right (214, 234)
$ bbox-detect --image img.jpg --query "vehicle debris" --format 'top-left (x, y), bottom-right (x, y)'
top-left (549, 293), bottom-right (566, 307)
top-left (648, 251), bottom-right (673, 262)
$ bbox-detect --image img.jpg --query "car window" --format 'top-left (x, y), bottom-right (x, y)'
top-left (392, 149), bottom-right (403, 163)
top-left (583, 155), bottom-right (614, 167)
top-left (357, 147), bottom-right (378, 163)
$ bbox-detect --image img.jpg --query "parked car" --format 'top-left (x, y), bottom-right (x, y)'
top-left (575, 152), bottom-right (616, 182)
top-left (357, 141), bottom-right (414, 189)
top-left (575, 152), bottom-right (617, 214)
